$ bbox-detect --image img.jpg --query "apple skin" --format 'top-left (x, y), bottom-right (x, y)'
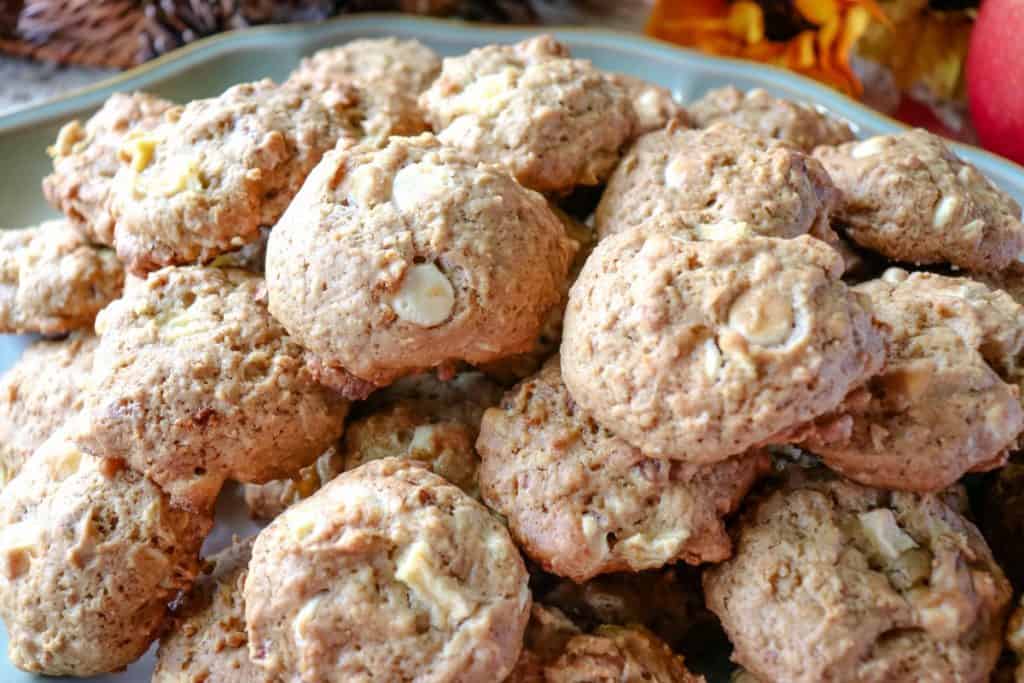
top-left (967, 0), bottom-right (1024, 165)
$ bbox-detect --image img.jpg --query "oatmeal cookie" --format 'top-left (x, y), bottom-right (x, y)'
top-left (594, 122), bottom-right (839, 244)
top-left (689, 86), bottom-right (855, 152)
top-left (244, 458), bottom-right (531, 683)
top-left (974, 259), bottom-right (1024, 306)
top-left (288, 37), bottom-right (439, 138)
top-left (704, 467), bottom-right (1012, 683)
top-left (153, 538), bottom-right (272, 683)
top-left (109, 79), bottom-right (361, 274)
top-left (73, 266), bottom-right (349, 512)
top-left (480, 358), bottom-right (769, 580)
top-left (814, 128), bottom-right (1024, 271)
top-left (266, 134), bottom-right (575, 395)
top-left (0, 332), bottom-right (97, 486)
top-left (796, 269), bottom-right (1024, 491)
top-left (0, 219), bottom-right (124, 335)
top-left (420, 35), bottom-right (636, 194)
top-left (42, 91), bottom-right (174, 245)
top-left (0, 429), bottom-right (210, 676)
top-left (243, 444), bottom-right (344, 520)
top-left (606, 73), bottom-right (691, 135)
top-left (561, 232), bottom-right (885, 462)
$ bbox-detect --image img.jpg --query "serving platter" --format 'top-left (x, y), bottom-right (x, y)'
top-left (0, 13), bottom-right (1022, 682)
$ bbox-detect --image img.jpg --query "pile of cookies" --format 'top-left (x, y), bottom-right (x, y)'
top-left (0, 33), bottom-right (1022, 683)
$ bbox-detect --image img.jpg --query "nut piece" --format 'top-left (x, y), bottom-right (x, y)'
top-left (388, 262), bottom-right (456, 327)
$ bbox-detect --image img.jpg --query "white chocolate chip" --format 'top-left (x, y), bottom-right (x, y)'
top-left (663, 158), bottom-right (690, 188)
top-left (727, 287), bottom-right (795, 347)
top-left (617, 529), bottom-right (687, 564)
top-left (388, 262), bottom-right (455, 328)
top-left (933, 196), bottom-right (959, 228)
top-left (694, 219), bottom-right (753, 241)
top-left (962, 219), bottom-right (986, 238)
top-left (0, 520), bottom-right (41, 580)
top-left (395, 540), bottom-right (471, 627)
top-left (851, 137), bottom-right (886, 159)
top-left (700, 337), bottom-right (722, 380)
top-left (391, 163), bottom-right (452, 213)
top-left (858, 508), bottom-right (918, 560)
top-left (292, 595), bottom-right (322, 648)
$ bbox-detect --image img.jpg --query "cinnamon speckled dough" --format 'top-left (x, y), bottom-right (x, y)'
top-left (243, 458), bottom-right (531, 683)
top-left (0, 332), bottom-right (97, 486)
top-left (606, 73), bottom-right (691, 135)
top-left (288, 37), bottom-right (439, 138)
top-left (814, 128), bottom-right (1024, 271)
top-left (43, 91), bottom-right (174, 245)
top-left (796, 269), bottom-right (1024, 492)
top-left (479, 358), bottom-right (769, 581)
top-left (265, 134), bottom-right (575, 395)
top-left (0, 219), bottom-right (124, 334)
top-left (109, 78), bottom-right (362, 274)
top-left (73, 266), bottom-right (349, 512)
top-left (153, 538), bottom-right (274, 683)
top-left (561, 232), bottom-right (885, 462)
top-left (704, 468), bottom-right (1012, 683)
top-left (594, 122), bottom-right (839, 243)
top-left (689, 86), bottom-right (855, 152)
top-left (419, 35), bottom-right (636, 193)
top-left (974, 259), bottom-right (1024, 306)
top-left (0, 430), bottom-right (210, 676)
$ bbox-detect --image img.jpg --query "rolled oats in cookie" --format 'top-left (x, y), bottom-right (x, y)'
top-left (0, 332), bottom-right (97, 486)
top-left (153, 538), bottom-right (273, 683)
top-left (689, 86), bottom-right (855, 152)
top-left (43, 91), bottom-right (174, 245)
top-left (265, 134), bottom-right (575, 395)
top-left (0, 219), bottom-right (124, 335)
top-left (595, 122), bottom-right (839, 244)
top-left (287, 37), bottom-right (439, 138)
top-left (109, 78), bottom-right (362, 274)
top-left (0, 429), bottom-right (210, 676)
top-left (479, 358), bottom-right (769, 581)
top-left (419, 35), bottom-right (636, 194)
top-left (704, 467), bottom-right (1012, 683)
top-left (606, 73), bottom-right (691, 136)
top-left (73, 266), bottom-right (349, 512)
top-left (243, 457), bottom-right (531, 683)
top-left (814, 128), bottom-right (1024, 271)
top-left (796, 269), bottom-right (1024, 491)
top-left (561, 232), bottom-right (885, 462)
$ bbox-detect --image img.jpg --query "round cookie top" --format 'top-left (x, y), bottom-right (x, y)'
top-left (478, 357), bottom-right (770, 581)
top-left (689, 86), bottom-right (855, 152)
top-left (74, 265), bottom-right (349, 512)
top-left (594, 122), bottom-right (839, 243)
top-left (813, 128), bottom-right (1024, 272)
top-left (243, 457), bottom-right (531, 683)
top-left (703, 468), bottom-right (1012, 683)
top-left (265, 133), bottom-right (575, 394)
top-left (110, 78), bottom-right (362, 274)
top-left (419, 35), bottom-right (636, 194)
top-left (0, 332), bottom-right (97, 486)
top-left (0, 219), bottom-right (124, 335)
top-left (154, 538), bottom-right (273, 683)
top-left (288, 37), bottom-right (440, 138)
top-left (0, 430), bottom-right (210, 676)
top-left (796, 269), bottom-right (1024, 491)
top-left (43, 91), bottom-right (174, 246)
top-left (561, 231), bottom-right (886, 462)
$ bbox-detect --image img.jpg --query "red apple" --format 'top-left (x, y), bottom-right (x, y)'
top-left (967, 0), bottom-right (1024, 165)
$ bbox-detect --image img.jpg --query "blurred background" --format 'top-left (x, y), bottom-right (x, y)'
top-left (0, 0), bottom-right (1019, 163)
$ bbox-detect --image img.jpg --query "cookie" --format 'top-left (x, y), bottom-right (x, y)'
top-left (505, 604), bottom-right (582, 683)
top-left (211, 226), bottom-right (270, 273)
top-left (0, 430), bottom-right (210, 676)
top-left (288, 37), bottom-right (439, 138)
top-left (43, 91), bottom-right (174, 245)
top-left (594, 122), bottom-right (839, 244)
top-left (479, 357), bottom-right (770, 581)
top-left (420, 35), bottom-right (636, 194)
top-left (796, 269), bottom-right (1024, 491)
top-left (0, 219), bottom-right (124, 335)
top-left (265, 133), bottom-right (575, 395)
top-left (109, 79), bottom-right (361, 274)
top-left (243, 458), bottom-right (531, 683)
top-left (688, 86), bottom-right (855, 152)
top-left (974, 259), bottom-right (1024, 306)
top-left (243, 444), bottom-right (344, 521)
top-left (606, 73), bottom-right (691, 135)
top-left (73, 266), bottom-right (349, 512)
top-left (0, 332), bottom-right (97, 486)
top-left (704, 467), bottom-right (1012, 683)
top-left (814, 128), bottom-right (1024, 271)
top-left (153, 538), bottom-right (272, 683)
top-left (561, 232), bottom-right (885, 462)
